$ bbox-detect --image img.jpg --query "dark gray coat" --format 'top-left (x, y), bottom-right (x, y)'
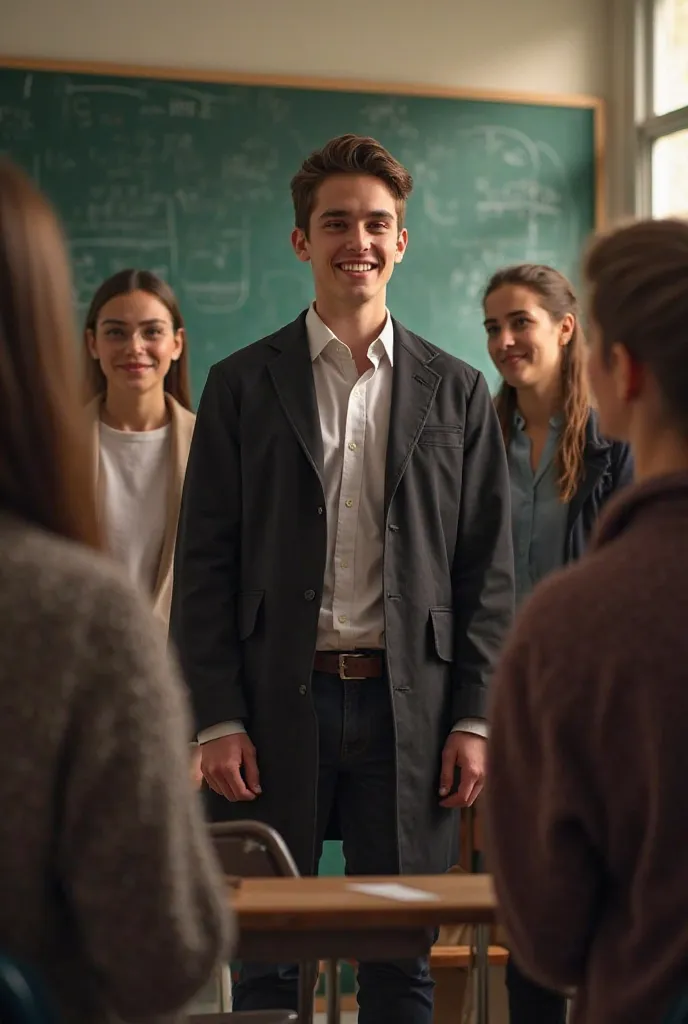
top-left (171, 312), bottom-right (514, 876)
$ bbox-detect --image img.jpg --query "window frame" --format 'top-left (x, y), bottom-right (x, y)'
top-left (635, 0), bottom-right (688, 216)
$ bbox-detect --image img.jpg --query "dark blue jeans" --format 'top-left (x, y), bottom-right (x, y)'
top-left (506, 957), bottom-right (568, 1024)
top-left (232, 671), bottom-right (434, 1024)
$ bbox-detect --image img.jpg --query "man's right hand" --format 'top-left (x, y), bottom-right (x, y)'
top-left (200, 733), bottom-right (261, 802)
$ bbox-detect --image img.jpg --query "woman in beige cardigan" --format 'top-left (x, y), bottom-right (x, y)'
top-left (84, 269), bottom-right (200, 783)
top-left (0, 157), bottom-right (230, 1023)
top-left (84, 268), bottom-right (196, 625)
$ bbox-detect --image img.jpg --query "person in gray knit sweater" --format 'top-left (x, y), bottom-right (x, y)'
top-left (0, 162), bottom-right (232, 1018)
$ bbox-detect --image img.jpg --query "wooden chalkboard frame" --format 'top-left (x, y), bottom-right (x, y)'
top-left (0, 55), bottom-right (606, 227)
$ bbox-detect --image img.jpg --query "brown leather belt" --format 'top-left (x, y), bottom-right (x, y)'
top-left (313, 651), bottom-right (385, 680)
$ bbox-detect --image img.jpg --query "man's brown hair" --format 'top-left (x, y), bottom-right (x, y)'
top-left (290, 134), bottom-right (413, 236)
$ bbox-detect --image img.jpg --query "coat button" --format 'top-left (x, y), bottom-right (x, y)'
top-left (304, 589), bottom-right (316, 601)
top-left (389, 524), bottom-right (400, 532)
top-left (299, 684), bottom-right (307, 695)
top-left (317, 506), bottom-right (324, 515)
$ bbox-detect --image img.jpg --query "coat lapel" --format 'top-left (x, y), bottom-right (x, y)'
top-left (384, 321), bottom-right (441, 515)
top-left (566, 412), bottom-right (611, 530)
top-left (267, 313), bottom-right (325, 487)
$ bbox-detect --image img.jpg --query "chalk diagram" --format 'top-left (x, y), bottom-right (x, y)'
top-left (176, 193), bottom-right (250, 315)
top-left (406, 124), bottom-right (578, 322)
top-left (46, 79), bottom-right (259, 314)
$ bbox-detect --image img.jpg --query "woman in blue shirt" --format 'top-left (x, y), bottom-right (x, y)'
top-left (483, 263), bottom-right (632, 1024)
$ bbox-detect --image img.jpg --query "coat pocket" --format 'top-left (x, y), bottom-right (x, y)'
top-left (238, 590), bottom-right (265, 641)
top-left (418, 425), bottom-right (463, 448)
top-left (429, 607), bottom-right (454, 662)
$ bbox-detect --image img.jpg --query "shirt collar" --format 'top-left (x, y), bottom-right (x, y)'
top-left (305, 302), bottom-right (394, 366)
top-left (514, 409), bottom-right (563, 431)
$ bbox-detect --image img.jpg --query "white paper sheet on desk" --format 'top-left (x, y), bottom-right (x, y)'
top-left (347, 882), bottom-right (440, 902)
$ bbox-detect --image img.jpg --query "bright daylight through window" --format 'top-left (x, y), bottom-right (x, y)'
top-left (649, 0), bottom-right (688, 215)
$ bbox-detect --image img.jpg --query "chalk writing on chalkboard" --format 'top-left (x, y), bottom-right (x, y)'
top-left (0, 65), bottom-right (597, 392)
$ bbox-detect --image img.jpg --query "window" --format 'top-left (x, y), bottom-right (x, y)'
top-left (653, 0), bottom-right (688, 114)
top-left (652, 128), bottom-right (688, 216)
top-left (636, 0), bottom-right (688, 216)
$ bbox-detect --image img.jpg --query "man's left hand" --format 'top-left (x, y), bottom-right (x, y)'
top-left (438, 731), bottom-right (487, 808)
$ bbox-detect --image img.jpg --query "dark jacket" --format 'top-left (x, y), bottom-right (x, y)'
top-left (564, 411), bottom-right (633, 562)
top-left (171, 311), bottom-right (514, 875)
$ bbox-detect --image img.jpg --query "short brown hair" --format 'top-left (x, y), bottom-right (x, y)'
top-left (484, 264), bottom-right (590, 503)
top-left (0, 158), bottom-right (99, 548)
top-left (290, 134), bottom-right (413, 235)
top-left (84, 269), bottom-right (192, 410)
top-left (585, 217), bottom-right (688, 436)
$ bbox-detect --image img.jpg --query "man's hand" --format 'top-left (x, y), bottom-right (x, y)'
top-left (200, 733), bottom-right (261, 802)
top-left (438, 731), bottom-right (486, 808)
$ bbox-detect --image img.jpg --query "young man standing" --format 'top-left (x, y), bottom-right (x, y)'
top-left (171, 135), bottom-right (514, 1024)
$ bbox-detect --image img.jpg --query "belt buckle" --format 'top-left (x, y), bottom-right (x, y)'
top-left (338, 653), bottom-right (366, 680)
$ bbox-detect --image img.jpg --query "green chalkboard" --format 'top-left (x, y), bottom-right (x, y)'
top-left (0, 61), bottom-right (600, 397)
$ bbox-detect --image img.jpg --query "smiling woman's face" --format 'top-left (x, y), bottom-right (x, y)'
top-left (86, 289), bottom-right (183, 399)
top-left (484, 284), bottom-right (570, 391)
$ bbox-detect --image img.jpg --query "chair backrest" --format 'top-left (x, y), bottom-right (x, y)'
top-left (209, 821), bottom-right (300, 879)
top-left (0, 956), bottom-right (53, 1024)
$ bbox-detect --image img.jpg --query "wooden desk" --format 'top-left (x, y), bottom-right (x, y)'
top-left (232, 873), bottom-right (496, 961)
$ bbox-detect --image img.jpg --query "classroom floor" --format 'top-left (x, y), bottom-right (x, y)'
top-left (315, 1015), bottom-right (357, 1023)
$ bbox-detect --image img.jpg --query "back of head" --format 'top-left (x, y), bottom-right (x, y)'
top-left (290, 134), bottom-right (414, 234)
top-left (0, 159), bottom-right (99, 548)
top-left (585, 218), bottom-right (688, 437)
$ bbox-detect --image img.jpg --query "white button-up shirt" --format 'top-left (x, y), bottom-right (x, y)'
top-left (198, 304), bottom-right (486, 742)
top-left (308, 303), bottom-right (392, 651)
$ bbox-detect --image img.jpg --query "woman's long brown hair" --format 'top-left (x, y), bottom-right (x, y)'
top-left (0, 158), bottom-right (99, 548)
top-left (483, 264), bottom-right (590, 502)
top-left (83, 269), bottom-right (192, 410)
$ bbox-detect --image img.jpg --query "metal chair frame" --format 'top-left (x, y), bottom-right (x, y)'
top-left (208, 821), bottom-right (318, 1024)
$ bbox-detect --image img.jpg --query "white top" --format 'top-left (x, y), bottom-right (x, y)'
top-left (199, 304), bottom-right (486, 743)
top-left (308, 302), bottom-right (394, 650)
top-left (99, 420), bottom-right (171, 596)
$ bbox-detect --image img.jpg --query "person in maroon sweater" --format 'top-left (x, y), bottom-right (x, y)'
top-left (485, 217), bottom-right (688, 1024)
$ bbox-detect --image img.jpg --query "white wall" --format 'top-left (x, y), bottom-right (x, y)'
top-left (3, 0), bottom-right (619, 209)
top-left (4, 0), bottom-right (609, 97)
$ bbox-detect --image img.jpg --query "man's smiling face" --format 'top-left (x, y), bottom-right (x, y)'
top-left (292, 173), bottom-right (407, 311)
